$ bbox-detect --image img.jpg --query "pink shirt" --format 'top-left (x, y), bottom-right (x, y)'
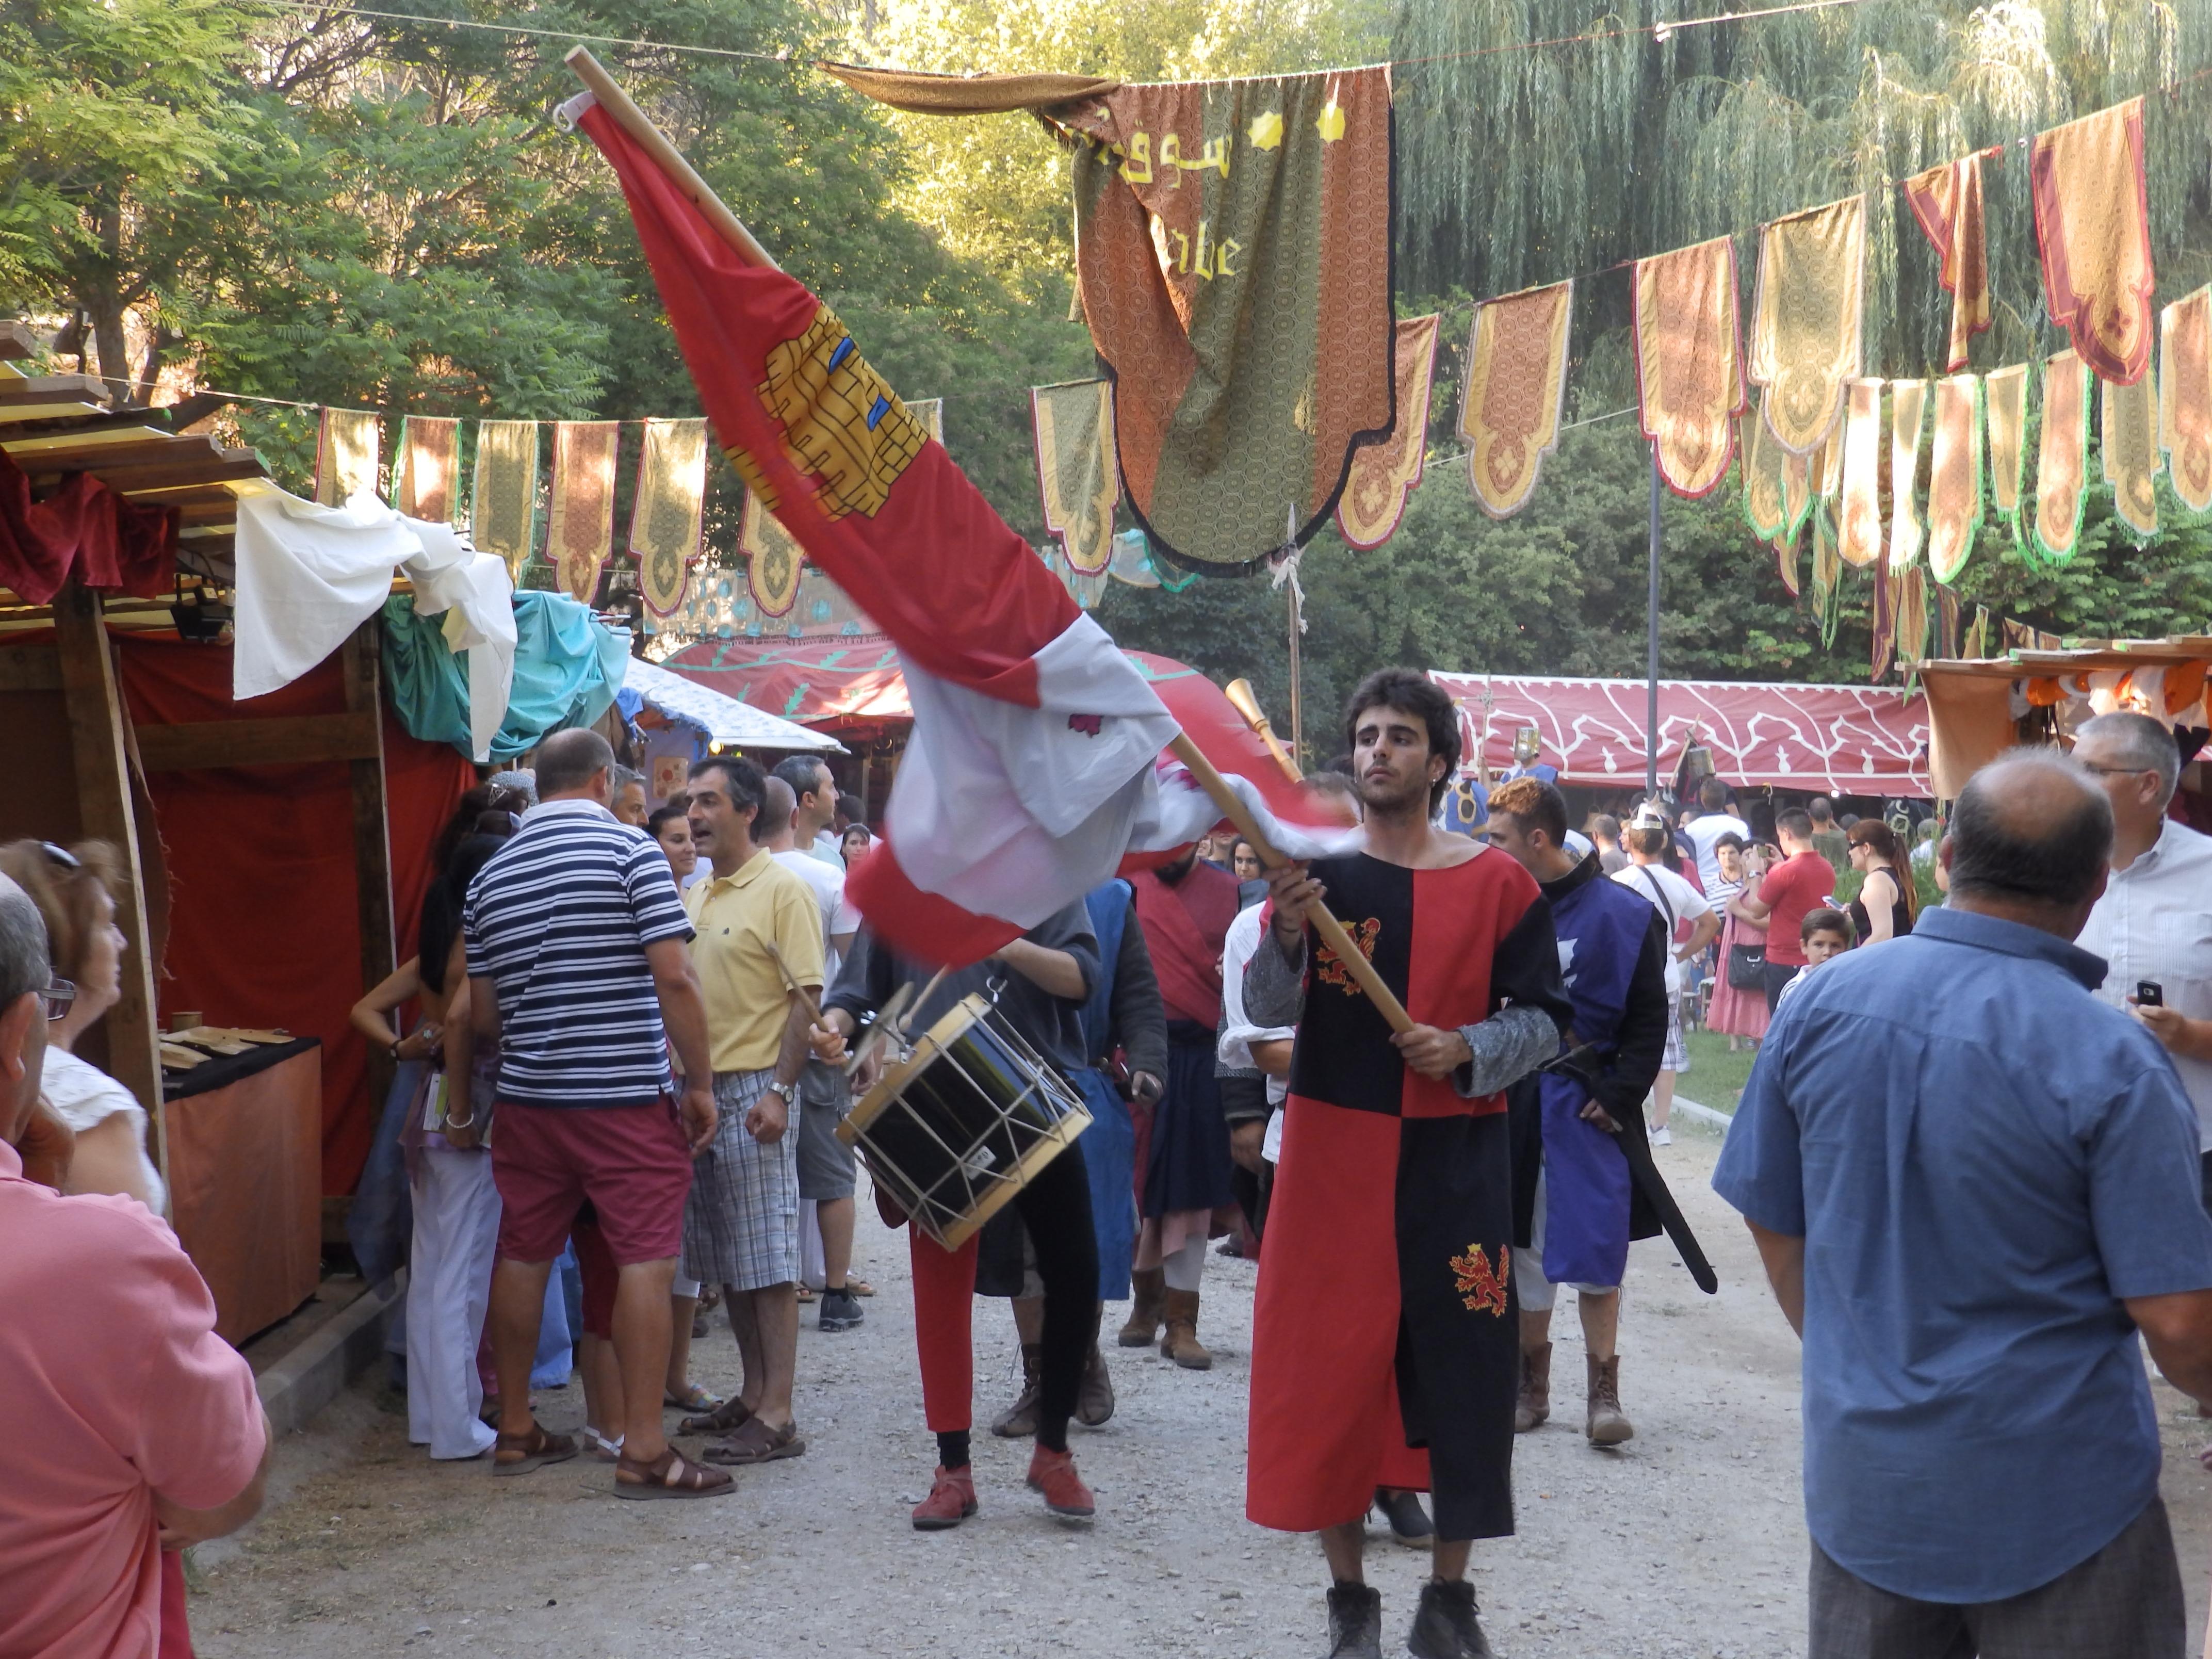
top-left (0, 1140), bottom-right (264, 1657)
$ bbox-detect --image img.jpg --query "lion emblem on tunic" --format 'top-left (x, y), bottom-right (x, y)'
top-left (736, 304), bottom-right (926, 522)
top-left (1451, 1243), bottom-right (1509, 1316)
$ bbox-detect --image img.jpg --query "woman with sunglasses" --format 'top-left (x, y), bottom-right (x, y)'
top-left (0, 840), bottom-right (161, 1212)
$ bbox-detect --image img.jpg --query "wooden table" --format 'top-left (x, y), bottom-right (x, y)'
top-left (163, 1039), bottom-right (322, 1345)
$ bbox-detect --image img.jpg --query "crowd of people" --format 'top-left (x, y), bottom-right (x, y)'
top-left (12, 674), bottom-right (2212, 1657)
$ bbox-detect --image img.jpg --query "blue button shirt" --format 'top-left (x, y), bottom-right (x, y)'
top-left (1713, 904), bottom-right (2212, 1603)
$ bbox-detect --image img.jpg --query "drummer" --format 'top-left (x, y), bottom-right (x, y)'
top-left (812, 908), bottom-right (1103, 1530)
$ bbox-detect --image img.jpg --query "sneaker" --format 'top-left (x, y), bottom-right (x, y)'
top-left (1025, 1445), bottom-right (1095, 1522)
top-left (911, 1464), bottom-right (978, 1531)
top-left (1322, 1582), bottom-right (1383, 1659)
top-left (1650, 1125), bottom-right (1673, 1147)
top-left (1406, 1577), bottom-right (1494, 1659)
top-left (818, 1288), bottom-right (865, 1331)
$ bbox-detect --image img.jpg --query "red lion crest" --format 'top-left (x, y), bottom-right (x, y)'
top-left (1315, 917), bottom-right (1381, 996)
top-left (1450, 1243), bottom-right (1509, 1317)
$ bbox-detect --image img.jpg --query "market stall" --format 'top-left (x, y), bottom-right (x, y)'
top-left (619, 653), bottom-right (842, 804)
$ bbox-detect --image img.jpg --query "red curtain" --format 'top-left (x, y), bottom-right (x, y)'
top-left (118, 633), bottom-right (474, 1194)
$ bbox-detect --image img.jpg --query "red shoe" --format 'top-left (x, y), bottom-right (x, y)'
top-left (911, 1465), bottom-right (978, 1531)
top-left (1026, 1445), bottom-right (1095, 1522)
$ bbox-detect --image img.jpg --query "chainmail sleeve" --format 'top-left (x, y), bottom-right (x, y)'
top-left (1242, 929), bottom-right (1308, 1030)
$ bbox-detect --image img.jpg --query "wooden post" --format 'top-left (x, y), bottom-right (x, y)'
top-left (342, 624), bottom-right (397, 1113)
top-left (52, 577), bottom-right (166, 1176)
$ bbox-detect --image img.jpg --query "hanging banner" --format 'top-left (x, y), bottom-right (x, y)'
top-left (2031, 98), bottom-right (2155, 386)
top-left (1775, 520), bottom-right (1801, 597)
top-left (1870, 552), bottom-right (1897, 682)
top-left (906, 398), bottom-right (946, 445)
top-left (2161, 288), bottom-right (2212, 514)
top-left (1634, 235), bottom-right (1745, 498)
top-left (1902, 154), bottom-right (1991, 372)
top-left (470, 419), bottom-right (540, 577)
top-left (1336, 313), bottom-right (1439, 550)
top-left (1748, 194), bottom-right (1865, 456)
top-left (1051, 67), bottom-right (1396, 570)
top-left (2032, 350), bottom-right (2092, 564)
top-left (631, 416), bottom-right (707, 617)
top-left (1926, 374), bottom-right (1984, 584)
top-left (314, 408), bottom-right (381, 506)
top-left (547, 420), bottom-right (620, 603)
top-left (2102, 366), bottom-right (2159, 540)
top-left (1031, 378), bottom-right (1120, 576)
top-left (1836, 378), bottom-right (1883, 568)
top-left (1742, 403), bottom-right (1788, 542)
top-left (1888, 380), bottom-right (1927, 568)
top-left (393, 416), bottom-right (460, 525)
top-left (1985, 363), bottom-right (2029, 535)
top-left (1461, 281), bottom-right (1572, 519)
top-left (741, 489), bottom-right (805, 617)
top-left (1896, 565), bottom-right (1929, 669)
top-left (1936, 582), bottom-right (1962, 660)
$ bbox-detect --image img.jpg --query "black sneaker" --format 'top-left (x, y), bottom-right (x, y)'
top-left (818, 1288), bottom-right (864, 1331)
top-left (1373, 1486), bottom-right (1434, 1548)
top-left (1406, 1578), bottom-right (1494, 1659)
top-left (1322, 1582), bottom-right (1382, 1659)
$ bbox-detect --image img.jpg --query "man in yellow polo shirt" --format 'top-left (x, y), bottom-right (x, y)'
top-left (674, 755), bottom-right (824, 1467)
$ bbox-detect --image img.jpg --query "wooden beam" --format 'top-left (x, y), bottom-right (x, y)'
top-left (341, 624), bottom-right (398, 1114)
top-left (52, 578), bottom-right (166, 1169)
top-left (0, 373), bottom-right (112, 404)
top-left (0, 646), bottom-right (62, 693)
top-left (133, 709), bottom-right (381, 773)
top-left (0, 321), bottom-right (37, 360)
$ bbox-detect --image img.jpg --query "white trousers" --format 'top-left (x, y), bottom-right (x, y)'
top-left (406, 1147), bottom-right (500, 1459)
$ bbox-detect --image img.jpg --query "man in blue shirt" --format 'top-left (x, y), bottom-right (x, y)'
top-left (1714, 750), bottom-right (2212, 1658)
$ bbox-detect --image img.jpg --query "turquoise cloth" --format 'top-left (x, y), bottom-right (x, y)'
top-left (382, 591), bottom-right (629, 760)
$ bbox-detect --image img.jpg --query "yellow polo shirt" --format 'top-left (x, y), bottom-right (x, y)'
top-left (682, 847), bottom-right (826, 1074)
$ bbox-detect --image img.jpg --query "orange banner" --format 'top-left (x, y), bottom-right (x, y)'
top-left (1634, 236), bottom-right (1744, 498)
top-left (1461, 282), bottom-right (1572, 519)
top-left (1336, 313), bottom-right (1439, 549)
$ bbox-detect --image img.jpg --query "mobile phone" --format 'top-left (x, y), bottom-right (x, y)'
top-left (2137, 980), bottom-right (2165, 1008)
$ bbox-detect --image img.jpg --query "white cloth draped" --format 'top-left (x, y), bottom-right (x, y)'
top-left (231, 486), bottom-right (518, 760)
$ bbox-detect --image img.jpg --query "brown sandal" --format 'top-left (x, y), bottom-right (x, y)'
top-left (703, 1416), bottom-right (806, 1466)
top-left (614, 1447), bottom-right (735, 1501)
top-left (678, 1395), bottom-right (753, 1437)
top-left (492, 1423), bottom-right (578, 1476)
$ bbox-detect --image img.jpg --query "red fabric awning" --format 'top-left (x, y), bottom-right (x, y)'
top-left (660, 634), bottom-right (910, 730)
top-left (1432, 672), bottom-right (1931, 794)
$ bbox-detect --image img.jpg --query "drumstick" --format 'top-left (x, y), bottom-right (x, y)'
top-left (900, 967), bottom-right (951, 1037)
top-left (845, 983), bottom-right (912, 1081)
top-left (762, 941), bottom-right (829, 1030)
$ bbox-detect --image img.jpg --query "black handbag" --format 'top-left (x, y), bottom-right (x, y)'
top-left (1727, 941), bottom-right (1766, 990)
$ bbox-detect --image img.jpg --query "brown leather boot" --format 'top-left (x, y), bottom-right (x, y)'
top-left (1160, 1288), bottom-right (1213, 1370)
top-left (1118, 1267), bottom-right (1166, 1347)
top-left (1586, 1353), bottom-right (1633, 1445)
top-left (1076, 1344), bottom-right (1116, 1427)
top-left (1514, 1341), bottom-right (1552, 1433)
top-left (990, 1343), bottom-right (1043, 1438)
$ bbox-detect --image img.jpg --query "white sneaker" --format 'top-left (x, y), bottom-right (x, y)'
top-left (1650, 1126), bottom-right (1672, 1146)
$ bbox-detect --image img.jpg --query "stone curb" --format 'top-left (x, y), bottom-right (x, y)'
top-left (1670, 1096), bottom-right (1733, 1135)
top-left (256, 1270), bottom-right (405, 1437)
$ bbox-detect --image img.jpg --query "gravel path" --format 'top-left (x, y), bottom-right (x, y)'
top-left (192, 1126), bottom-right (2212, 1658)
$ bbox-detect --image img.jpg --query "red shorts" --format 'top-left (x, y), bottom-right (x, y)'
top-left (491, 1098), bottom-right (692, 1267)
top-left (572, 1212), bottom-right (619, 1339)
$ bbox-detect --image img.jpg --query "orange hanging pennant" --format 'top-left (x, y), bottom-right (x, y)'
top-left (2032, 350), bottom-right (2092, 564)
top-left (2161, 287), bottom-right (2212, 514)
top-left (2031, 99), bottom-right (2155, 386)
top-left (1337, 313), bottom-right (1440, 549)
top-left (1902, 155), bottom-right (1991, 372)
top-left (1634, 236), bottom-right (1745, 498)
top-left (1461, 282), bottom-right (1572, 519)
top-left (1836, 379), bottom-right (1883, 568)
top-left (1926, 375), bottom-right (1983, 584)
top-left (547, 420), bottom-right (620, 604)
top-left (1888, 381), bottom-right (1927, 568)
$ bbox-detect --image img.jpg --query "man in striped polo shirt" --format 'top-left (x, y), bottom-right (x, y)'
top-left (462, 727), bottom-right (731, 1499)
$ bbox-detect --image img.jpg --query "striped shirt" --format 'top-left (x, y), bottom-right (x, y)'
top-left (463, 798), bottom-right (694, 1108)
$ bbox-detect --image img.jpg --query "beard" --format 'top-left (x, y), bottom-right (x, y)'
top-left (1356, 765), bottom-right (1432, 818)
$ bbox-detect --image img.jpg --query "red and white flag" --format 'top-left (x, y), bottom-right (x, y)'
top-left (576, 94), bottom-right (1351, 966)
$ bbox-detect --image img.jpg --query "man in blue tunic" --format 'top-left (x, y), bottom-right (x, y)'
top-left (1485, 777), bottom-right (1671, 1446)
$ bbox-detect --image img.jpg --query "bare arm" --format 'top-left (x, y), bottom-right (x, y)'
top-left (644, 937), bottom-right (718, 1155)
top-left (745, 992), bottom-right (814, 1145)
top-left (1681, 908), bottom-right (1722, 960)
top-left (1745, 1218), bottom-right (1806, 1336)
top-left (62, 1115), bottom-right (156, 1209)
top-left (2126, 1288), bottom-right (2212, 1403)
top-left (350, 958), bottom-right (438, 1060)
top-left (1860, 871), bottom-right (1897, 944)
top-left (154, 1404), bottom-right (274, 1547)
top-left (1250, 1036), bottom-right (1294, 1079)
top-left (995, 939), bottom-right (1086, 1001)
top-left (1736, 873), bottom-right (1775, 924)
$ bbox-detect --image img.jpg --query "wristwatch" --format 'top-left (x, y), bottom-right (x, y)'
top-left (387, 1039), bottom-right (404, 1062)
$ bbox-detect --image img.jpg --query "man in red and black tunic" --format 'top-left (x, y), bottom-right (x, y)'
top-left (1244, 669), bottom-right (1572, 1659)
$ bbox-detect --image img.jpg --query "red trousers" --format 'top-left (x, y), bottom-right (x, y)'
top-left (909, 1227), bottom-right (982, 1431)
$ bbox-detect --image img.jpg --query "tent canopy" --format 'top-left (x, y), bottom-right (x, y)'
top-left (660, 633), bottom-right (909, 731)
top-left (624, 654), bottom-right (845, 752)
top-left (1432, 672), bottom-right (1931, 795)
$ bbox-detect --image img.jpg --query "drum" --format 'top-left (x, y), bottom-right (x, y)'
top-left (837, 992), bottom-right (1092, 1250)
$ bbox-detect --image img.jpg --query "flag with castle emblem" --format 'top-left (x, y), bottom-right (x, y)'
top-left (575, 93), bottom-right (1348, 965)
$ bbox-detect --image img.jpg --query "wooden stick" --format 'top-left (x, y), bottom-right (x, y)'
top-left (1167, 732), bottom-right (1415, 1034)
top-left (564, 47), bottom-right (780, 272)
top-left (762, 940), bottom-right (828, 1029)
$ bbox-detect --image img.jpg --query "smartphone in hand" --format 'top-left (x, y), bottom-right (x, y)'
top-left (2137, 981), bottom-right (2165, 1009)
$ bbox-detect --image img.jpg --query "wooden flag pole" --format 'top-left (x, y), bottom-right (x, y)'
top-left (1169, 733), bottom-right (1415, 1034)
top-left (566, 49), bottom-right (1416, 1040)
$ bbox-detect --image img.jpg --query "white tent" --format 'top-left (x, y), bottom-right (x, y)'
top-left (623, 655), bottom-right (844, 754)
